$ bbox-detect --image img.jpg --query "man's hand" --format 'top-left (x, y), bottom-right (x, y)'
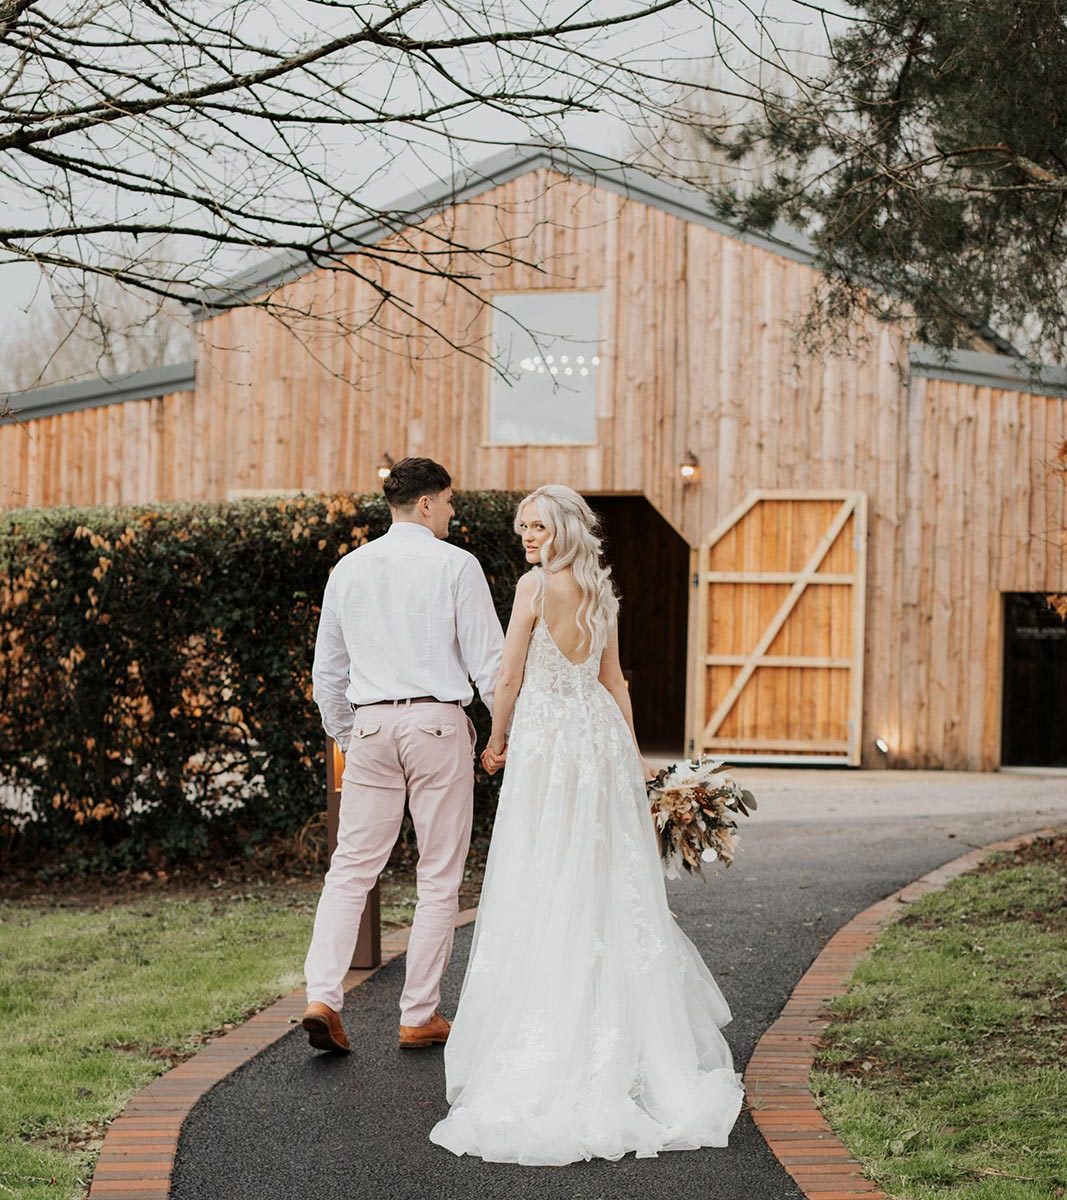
top-left (480, 741), bottom-right (507, 775)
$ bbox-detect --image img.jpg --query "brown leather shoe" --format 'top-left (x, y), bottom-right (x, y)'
top-left (398, 1010), bottom-right (451, 1049)
top-left (301, 1002), bottom-right (351, 1053)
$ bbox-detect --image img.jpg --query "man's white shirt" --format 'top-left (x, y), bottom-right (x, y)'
top-left (312, 522), bottom-right (504, 751)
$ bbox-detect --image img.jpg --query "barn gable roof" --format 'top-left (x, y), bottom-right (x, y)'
top-left (6, 149), bottom-right (1063, 419)
top-left (193, 144), bottom-right (819, 316)
top-left (195, 143), bottom-right (1020, 361)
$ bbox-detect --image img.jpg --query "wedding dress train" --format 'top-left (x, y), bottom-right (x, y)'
top-left (429, 618), bottom-right (744, 1165)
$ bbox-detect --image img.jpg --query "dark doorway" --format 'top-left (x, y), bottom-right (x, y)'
top-left (1001, 592), bottom-right (1067, 767)
top-left (584, 495), bottom-right (690, 756)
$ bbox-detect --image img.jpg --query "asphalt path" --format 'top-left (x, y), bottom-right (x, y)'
top-left (171, 774), bottom-right (1065, 1200)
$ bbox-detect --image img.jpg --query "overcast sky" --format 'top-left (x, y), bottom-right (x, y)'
top-left (0, 0), bottom-right (849, 335)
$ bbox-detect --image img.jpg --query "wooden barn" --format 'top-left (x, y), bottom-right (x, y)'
top-left (3, 146), bottom-right (1066, 771)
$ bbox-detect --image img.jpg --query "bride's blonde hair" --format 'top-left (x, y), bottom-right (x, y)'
top-left (515, 484), bottom-right (619, 654)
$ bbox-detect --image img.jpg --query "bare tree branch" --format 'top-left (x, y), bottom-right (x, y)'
top-left (0, 0), bottom-right (820, 384)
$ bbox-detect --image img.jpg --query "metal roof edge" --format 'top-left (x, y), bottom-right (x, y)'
top-left (190, 143), bottom-right (817, 317)
top-left (541, 146), bottom-right (816, 263)
top-left (909, 343), bottom-right (1067, 396)
top-left (4, 361), bottom-right (196, 421)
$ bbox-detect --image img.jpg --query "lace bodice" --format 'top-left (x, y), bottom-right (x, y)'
top-left (524, 619), bottom-right (603, 695)
top-left (508, 618), bottom-right (633, 773)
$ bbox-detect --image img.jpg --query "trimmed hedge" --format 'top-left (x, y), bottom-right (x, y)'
top-left (0, 491), bottom-right (526, 871)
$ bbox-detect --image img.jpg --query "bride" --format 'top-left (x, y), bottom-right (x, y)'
top-left (429, 484), bottom-right (744, 1166)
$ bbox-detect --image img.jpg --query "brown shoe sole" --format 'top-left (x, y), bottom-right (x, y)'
top-left (398, 1032), bottom-right (449, 1049)
top-left (302, 1014), bottom-right (351, 1053)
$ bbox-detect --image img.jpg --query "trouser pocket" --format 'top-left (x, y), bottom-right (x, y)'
top-left (415, 720), bottom-right (456, 739)
top-left (341, 720), bottom-right (391, 785)
top-left (415, 714), bottom-right (476, 762)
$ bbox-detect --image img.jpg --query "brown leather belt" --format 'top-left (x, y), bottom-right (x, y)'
top-left (350, 696), bottom-right (463, 711)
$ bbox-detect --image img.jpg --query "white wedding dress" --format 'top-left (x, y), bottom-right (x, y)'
top-left (429, 616), bottom-right (745, 1166)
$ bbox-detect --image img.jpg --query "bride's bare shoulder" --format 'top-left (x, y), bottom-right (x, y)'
top-left (511, 570), bottom-right (541, 613)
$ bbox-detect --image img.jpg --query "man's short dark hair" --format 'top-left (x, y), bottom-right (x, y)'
top-left (382, 457), bottom-right (452, 508)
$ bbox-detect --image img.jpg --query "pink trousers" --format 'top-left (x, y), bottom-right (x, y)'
top-left (304, 701), bottom-right (476, 1026)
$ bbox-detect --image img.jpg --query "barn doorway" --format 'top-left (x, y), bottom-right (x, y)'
top-left (688, 490), bottom-right (867, 765)
top-left (583, 495), bottom-right (689, 756)
top-left (1001, 593), bottom-right (1067, 768)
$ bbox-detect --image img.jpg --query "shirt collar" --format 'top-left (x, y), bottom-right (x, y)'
top-left (386, 521), bottom-right (436, 539)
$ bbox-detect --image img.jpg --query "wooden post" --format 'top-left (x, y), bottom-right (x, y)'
top-left (325, 737), bottom-right (381, 969)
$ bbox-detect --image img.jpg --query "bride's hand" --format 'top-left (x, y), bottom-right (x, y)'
top-left (639, 754), bottom-right (658, 783)
top-left (480, 741), bottom-right (507, 775)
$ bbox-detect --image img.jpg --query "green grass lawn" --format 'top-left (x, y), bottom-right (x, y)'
top-left (0, 892), bottom-right (318, 1199)
top-left (811, 834), bottom-right (1067, 1200)
top-left (0, 864), bottom-right (439, 1200)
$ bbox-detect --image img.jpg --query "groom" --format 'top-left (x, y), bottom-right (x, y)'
top-left (301, 458), bottom-right (504, 1053)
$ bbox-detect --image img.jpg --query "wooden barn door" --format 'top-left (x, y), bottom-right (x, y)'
top-left (687, 491), bottom-right (868, 765)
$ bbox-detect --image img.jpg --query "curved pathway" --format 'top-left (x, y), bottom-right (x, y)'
top-left (90, 771), bottom-right (1067, 1200)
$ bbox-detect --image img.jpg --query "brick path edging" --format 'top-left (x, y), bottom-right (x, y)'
top-left (86, 908), bottom-right (479, 1200)
top-left (743, 826), bottom-right (1061, 1200)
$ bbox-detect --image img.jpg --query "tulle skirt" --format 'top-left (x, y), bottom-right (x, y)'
top-left (429, 686), bottom-right (744, 1166)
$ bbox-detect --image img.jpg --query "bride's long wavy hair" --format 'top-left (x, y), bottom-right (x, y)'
top-left (515, 484), bottom-right (619, 654)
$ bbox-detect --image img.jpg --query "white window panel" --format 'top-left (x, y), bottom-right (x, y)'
top-left (487, 292), bottom-right (602, 445)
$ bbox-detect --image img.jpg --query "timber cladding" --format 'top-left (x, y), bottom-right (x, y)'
top-left (1, 386), bottom-right (198, 511)
top-left (2, 164), bottom-right (1065, 770)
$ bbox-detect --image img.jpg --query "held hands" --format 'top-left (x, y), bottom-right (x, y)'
top-left (480, 740), bottom-right (508, 775)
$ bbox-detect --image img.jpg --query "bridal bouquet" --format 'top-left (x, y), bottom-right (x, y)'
top-left (646, 758), bottom-right (757, 878)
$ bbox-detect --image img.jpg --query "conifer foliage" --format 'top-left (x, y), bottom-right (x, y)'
top-left (708, 1), bottom-right (1067, 370)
